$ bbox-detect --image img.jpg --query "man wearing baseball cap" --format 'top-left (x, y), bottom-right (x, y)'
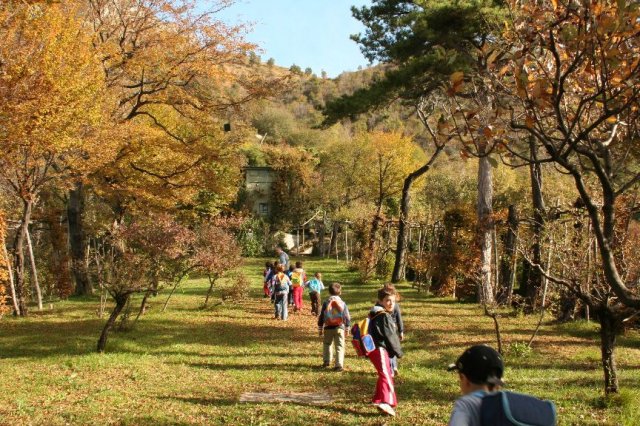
top-left (447, 345), bottom-right (505, 426)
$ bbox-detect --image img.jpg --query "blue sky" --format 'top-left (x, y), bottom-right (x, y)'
top-left (211, 0), bottom-right (372, 77)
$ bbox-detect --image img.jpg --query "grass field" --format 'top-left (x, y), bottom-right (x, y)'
top-left (1, 257), bottom-right (639, 425)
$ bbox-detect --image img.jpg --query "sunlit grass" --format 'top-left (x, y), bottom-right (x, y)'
top-left (1, 257), bottom-right (638, 425)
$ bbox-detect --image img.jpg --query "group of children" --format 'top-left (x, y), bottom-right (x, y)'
top-left (261, 249), bottom-right (555, 424)
top-left (263, 252), bottom-right (405, 417)
top-left (263, 258), bottom-right (324, 321)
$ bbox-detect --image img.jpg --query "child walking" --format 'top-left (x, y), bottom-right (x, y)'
top-left (383, 283), bottom-right (404, 376)
top-left (286, 265), bottom-right (295, 307)
top-left (290, 261), bottom-right (306, 312)
top-left (318, 283), bottom-right (351, 371)
top-left (305, 272), bottom-right (324, 316)
top-left (272, 265), bottom-right (290, 320)
top-left (367, 286), bottom-right (403, 417)
top-left (263, 261), bottom-right (274, 298)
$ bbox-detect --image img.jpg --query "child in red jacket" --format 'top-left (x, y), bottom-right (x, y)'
top-left (367, 286), bottom-right (403, 417)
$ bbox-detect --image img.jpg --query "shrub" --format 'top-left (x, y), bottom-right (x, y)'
top-left (505, 341), bottom-right (533, 358)
top-left (222, 273), bottom-right (250, 302)
top-left (375, 252), bottom-right (395, 279)
top-left (237, 218), bottom-right (268, 257)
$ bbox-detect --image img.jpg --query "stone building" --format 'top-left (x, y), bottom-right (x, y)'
top-left (243, 166), bottom-right (276, 217)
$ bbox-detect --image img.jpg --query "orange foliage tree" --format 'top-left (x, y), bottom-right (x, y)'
top-left (480, 0), bottom-right (640, 394)
top-left (86, 0), bottom-right (275, 214)
top-left (60, 0), bottom-right (278, 295)
top-left (0, 1), bottom-right (110, 315)
top-left (0, 213), bottom-right (10, 317)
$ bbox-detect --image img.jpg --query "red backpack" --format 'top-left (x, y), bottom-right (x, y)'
top-left (324, 298), bottom-right (345, 327)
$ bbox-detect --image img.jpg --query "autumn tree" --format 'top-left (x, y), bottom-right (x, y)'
top-left (193, 219), bottom-right (243, 307)
top-left (94, 236), bottom-right (152, 352)
top-left (261, 144), bottom-right (318, 228)
top-left (0, 213), bottom-right (11, 317)
top-left (0, 1), bottom-right (109, 315)
top-left (119, 214), bottom-right (197, 318)
top-left (490, 0), bottom-right (640, 393)
top-left (355, 131), bottom-right (426, 279)
top-left (325, 0), bottom-right (505, 295)
top-left (64, 0), bottom-right (274, 295)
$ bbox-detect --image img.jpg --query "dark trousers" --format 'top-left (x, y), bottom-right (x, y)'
top-left (309, 291), bottom-right (321, 316)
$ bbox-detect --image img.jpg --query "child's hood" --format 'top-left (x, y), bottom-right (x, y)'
top-left (369, 304), bottom-right (386, 317)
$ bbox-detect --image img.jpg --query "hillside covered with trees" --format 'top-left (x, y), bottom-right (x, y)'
top-left (1, 0), bottom-right (639, 424)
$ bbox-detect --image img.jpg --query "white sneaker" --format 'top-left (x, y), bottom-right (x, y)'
top-left (377, 403), bottom-right (396, 416)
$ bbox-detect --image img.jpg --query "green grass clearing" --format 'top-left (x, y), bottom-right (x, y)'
top-left (1, 257), bottom-right (639, 425)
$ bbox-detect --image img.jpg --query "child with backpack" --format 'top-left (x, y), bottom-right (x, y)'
top-left (290, 261), bottom-right (306, 312)
top-left (447, 345), bottom-right (556, 426)
top-left (383, 283), bottom-right (404, 376)
top-left (263, 261), bottom-right (274, 298)
top-left (305, 272), bottom-right (324, 316)
top-left (271, 265), bottom-right (291, 320)
top-left (286, 265), bottom-right (295, 307)
top-left (268, 261), bottom-right (280, 303)
top-left (317, 282), bottom-right (350, 371)
top-left (365, 286), bottom-right (403, 417)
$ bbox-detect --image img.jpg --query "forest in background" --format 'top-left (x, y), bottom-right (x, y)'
top-left (1, 0), bottom-right (639, 408)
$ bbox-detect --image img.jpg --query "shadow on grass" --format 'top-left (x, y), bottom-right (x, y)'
top-left (0, 305), bottom-right (311, 359)
top-left (160, 395), bottom-right (384, 419)
top-left (0, 318), bottom-right (105, 358)
top-left (120, 416), bottom-right (194, 426)
top-left (187, 361), bottom-right (323, 372)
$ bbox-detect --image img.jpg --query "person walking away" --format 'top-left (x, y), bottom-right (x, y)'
top-left (272, 265), bottom-right (290, 320)
top-left (263, 261), bottom-right (274, 298)
top-left (268, 261), bottom-right (280, 303)
top-left (318, 282), bottom-right (350, 371)
top-left (383, 283), bottom-right (404, 376)
top-left (275, 247), bottom-right (289, 269)
top-left (305, 272), bottom-right (324, 316)
top-left (290, 261), bottom-right (306, 312)
top-left (367, 287), bottom-right (403, 417)
top-left (285, 265), bottom-right (296, 307)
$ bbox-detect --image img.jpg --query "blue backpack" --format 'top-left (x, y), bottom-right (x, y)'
top-left (481, 391), bottom-right (556, 426)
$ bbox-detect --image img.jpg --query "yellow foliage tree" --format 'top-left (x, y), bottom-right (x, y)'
top-left (356, 131), bottom-right (426, 278)
top-left (0, 212), bottom-right (10, 317)
top-left (86, 0), bottom-right (276, 215)
top-left (0, 1), bottom-right (110, 315)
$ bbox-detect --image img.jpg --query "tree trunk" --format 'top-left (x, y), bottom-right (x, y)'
top-left (204, 275), bottom-right (217, 306)
top-left (97, 293), bottom-right (129, 353)
top-left (498, 205), bottom-right (518, 305)
top-left (135, 290), bottom-right (151, 322)
top-left (163, 272), bottom-right (188, 312)
top-left (135, 276), bottom-right (158, 323)
top-left (68, 182), bottom-right (92, 295)
top-left (13, 199), bottom-right (33, 316)
top-left (46, 211), bottom-right (74, 298)
top-left (25, 227), bottom-right (43, 311)
top-left (477, 152), bottom-right (495, 305)
top-left (329, 222), bottom-right (339, 257)
top-left (392, 148), bottom-right (444, 283)
top-left (313, 218), bottom-right (326, 256)
top-left (367, 204), bottom-right (384, 276)
top-left (2, 242), bottom-right (20, 315)
top-left (522, 138), bottom-right (545, 307)
top-left (599, 308), bottom-right (619, 394)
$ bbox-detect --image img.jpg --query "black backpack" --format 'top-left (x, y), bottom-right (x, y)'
top-left (480, 391), bottom-right (557, 426)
